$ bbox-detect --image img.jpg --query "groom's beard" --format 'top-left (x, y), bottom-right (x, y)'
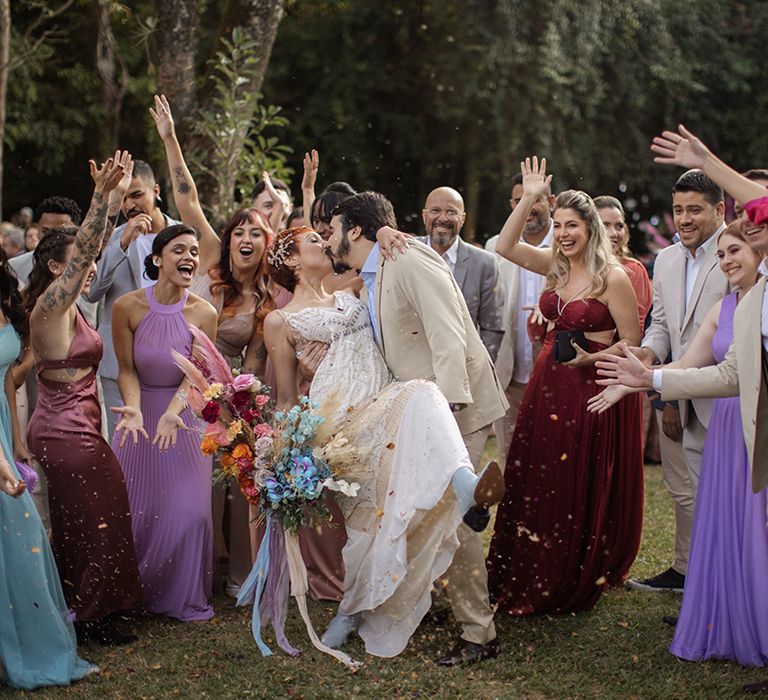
top-left (327, 232), bottom-right (352, 273)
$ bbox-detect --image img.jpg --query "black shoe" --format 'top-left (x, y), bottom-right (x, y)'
top-left (463, 506), bottom-right (491, 532)
top-left (434, 637), bottom-right (500, 667)
top-left (743, 679), bottom-right (768, 694)
top-left (77, 619), bottom-right (138, 647)
top-left (662, 615), bottom-right (678, 627)
top-left (626, 567), bottom-right (685, 593)
top-left (421, 607), bottom-right (450, 626)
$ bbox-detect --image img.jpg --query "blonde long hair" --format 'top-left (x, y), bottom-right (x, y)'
top-left (545, 190), bottom-right (617, 297)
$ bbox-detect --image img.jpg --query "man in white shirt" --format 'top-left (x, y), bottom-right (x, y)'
top-left (485, 173), bottom-right (554, 463)
top-left (421, 187), bottom-right (505, 361)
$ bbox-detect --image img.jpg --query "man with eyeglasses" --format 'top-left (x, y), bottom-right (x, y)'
top-left (421, 187), bottom-right (504, 362)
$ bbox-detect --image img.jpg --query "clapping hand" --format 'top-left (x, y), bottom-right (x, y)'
top-left (153, 412), bottom-right (189, 451)
top-left (149, 94), bottom-right (176, 142)
top-left (302, 149), bottom-right (319, 192)
top-left (90, 152), bottom-right (127, 194)
top-left (521, 156), bottom-right (553, 199)
top-left (587, 385), bottom-right (633, 414)
top-left (111, 405), bottom-right (149, 448)
top-left (651, 125), bottom-right (711, 170)
top-left (595, 344), bottom-right (654, 388)
top-left (0, 457), bottom-right (26, 498)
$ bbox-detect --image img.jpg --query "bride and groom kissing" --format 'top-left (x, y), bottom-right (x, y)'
top-left (262, 191), bottom-right (509, 666)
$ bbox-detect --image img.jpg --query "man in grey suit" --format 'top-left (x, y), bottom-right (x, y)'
top-left (84, 159), bottom-right (180, 438)
top-left (420, 187), bottom-right (504, 361)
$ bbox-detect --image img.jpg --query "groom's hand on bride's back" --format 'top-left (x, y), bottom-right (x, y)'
top-left (376, 225), bottom-right (411, 261)
top-left (298, 341), bottom-right (329, 381)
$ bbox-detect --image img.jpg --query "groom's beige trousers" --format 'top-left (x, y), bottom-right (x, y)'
top-left (441, 425), bottom-right (496, 645)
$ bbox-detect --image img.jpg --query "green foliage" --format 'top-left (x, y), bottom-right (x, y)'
top-left (187, 27), bottom-right (292, 227)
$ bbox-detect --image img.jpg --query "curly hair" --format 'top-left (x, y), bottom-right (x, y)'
top-left (208, 208), bottom-right (276, 332)
top-left (264, 226), bottom-right (314, 293)
top-left (546, 190), bottom-right (617, 298)
top-left (0, 247), bottom-right (27, 336)
top-left (23, 227), bottom-right (78, 318)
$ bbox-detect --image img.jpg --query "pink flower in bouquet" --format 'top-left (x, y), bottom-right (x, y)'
top-left (244, 485), bottom-right (259, 500)
top-left (254, 423), bottom-right (273, 439)
top-left (241, 408), bottom-right (260, 425)
top-left (231, 390), bottom-right (251, 413)
top-left (237, 457), bottom-right (253, 474)
top-left (255, 394), bottom-right (270, 407)
top-left (232, 373), bottom-right (257, 392)
top-left (205, 421), bottom-right (229, 445)
top-left (201, 400), bottom-right (221, 424)
top-left (254, 435), bottom-right (274, 454)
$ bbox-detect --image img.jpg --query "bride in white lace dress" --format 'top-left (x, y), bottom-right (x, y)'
top-left (262, 227), bottom-right (500, 658)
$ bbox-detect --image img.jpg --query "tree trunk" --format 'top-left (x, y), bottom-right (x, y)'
top-left (95, 0), bottom-right (128, 152)
top-left (0, 0), bottom-right (9, 218)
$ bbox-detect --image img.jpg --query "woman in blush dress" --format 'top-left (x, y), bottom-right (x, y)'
top-left (111, 224), bottom-right (218, 621)
top-left (486, 158), bottom-right (641, 615)
top-left (25, 154), bottom-right (142, 645)
top-left (594, 195), bottom-right (651, 585)
top-left (0, 250), bottom-right (95, 689)
top-left (149, 94), bottom-right (347, 602)
top-left (590, 221), bottom-right (768, 666)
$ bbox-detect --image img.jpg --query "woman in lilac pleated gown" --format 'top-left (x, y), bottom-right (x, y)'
top-left (111, 224), bottom-right (218, 621)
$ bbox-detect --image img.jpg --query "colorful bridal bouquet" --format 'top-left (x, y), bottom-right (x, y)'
top-left (173, 327), bottom-right (362, 668)
top-left (173, 327), bottom-right (357, 534)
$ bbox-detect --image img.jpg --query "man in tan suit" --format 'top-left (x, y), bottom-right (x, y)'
top-left (628, 169), bottom-right (728, 593)
top-left (327, 191), bottom-right (508, 667)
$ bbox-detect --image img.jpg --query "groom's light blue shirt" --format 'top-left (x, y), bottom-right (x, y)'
top-left (360, 243), bottom-right (380, 342)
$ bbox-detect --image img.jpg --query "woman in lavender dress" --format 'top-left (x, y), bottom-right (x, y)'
top-left (111, 224), bottom-right (218, 621)
top-left (591, 221), bottom-right (767, 665)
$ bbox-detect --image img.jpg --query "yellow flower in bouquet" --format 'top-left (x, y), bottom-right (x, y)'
top-left (227, 419), bottom-right (244, 443)
top-left (203, 383), bottom-right (224, 401)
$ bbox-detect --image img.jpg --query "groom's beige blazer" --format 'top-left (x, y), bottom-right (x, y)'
top-left (661, 276), bottom-right (768, 491)
top-left (641, 235), bottom-right (729, 428)
top-left (362, 241), bottom-right (508, 436)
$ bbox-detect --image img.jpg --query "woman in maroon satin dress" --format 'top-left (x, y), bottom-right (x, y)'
top-left (25, 155), bottom-right (142, 645)
top-left (487, 158), bottom-right (641, 615)
top-left (594, 197), bottom-right (651, 585)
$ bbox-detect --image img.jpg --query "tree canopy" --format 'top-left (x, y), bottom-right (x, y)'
top-left (4, 0), bottom-right (767, 241)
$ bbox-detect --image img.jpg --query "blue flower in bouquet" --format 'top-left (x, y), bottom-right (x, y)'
top-left (286, 454), bottom-right (328, 500)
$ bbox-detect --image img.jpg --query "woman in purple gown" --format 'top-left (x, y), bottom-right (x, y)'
top-left (111, 224), bottom-right (218, 621)
top-left (591, 221), bottom-right (767, 665)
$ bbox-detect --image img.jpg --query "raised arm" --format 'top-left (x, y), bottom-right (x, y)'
top-left (32, 154), bottom-right (125, 323)
top-left (301, 149), bottom-right (319, 219)
top-left (652, 125), bottom-right (768, 205)
top-left (263, 310), bottom-right (299, 409)
top-left (494, 157), bottom-right (554, 275)
top-left (150, 94), bottom-right (221, 272)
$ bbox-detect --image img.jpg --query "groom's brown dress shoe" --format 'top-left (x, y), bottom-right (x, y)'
top-left (434, 637), bottom-right (500, 666)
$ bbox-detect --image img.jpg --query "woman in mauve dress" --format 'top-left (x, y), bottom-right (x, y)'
top-left (25, 154), bottom-right (142, 645)
top-left (111, 224), bottom-right (218, 621)
top-left (149, 94), bottom-right (346, 601)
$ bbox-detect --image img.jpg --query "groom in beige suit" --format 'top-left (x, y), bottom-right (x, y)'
top-left (327, 191), bottom-right (508, 667)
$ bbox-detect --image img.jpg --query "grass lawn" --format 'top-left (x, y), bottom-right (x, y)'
top-left (13, 441), bottom-right (765, 699)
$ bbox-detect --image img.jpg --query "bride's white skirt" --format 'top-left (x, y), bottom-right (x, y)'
top-left (334, 380), bottom-right (467, 657)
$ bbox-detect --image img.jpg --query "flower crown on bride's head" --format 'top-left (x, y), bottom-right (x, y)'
top-left (266, 234), bottom-right (293, 269)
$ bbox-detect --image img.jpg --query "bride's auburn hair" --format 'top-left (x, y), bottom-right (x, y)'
top-left (546, 190), bottom-right (617, 298)
top-left (265, 226), bottom-right (314, 292)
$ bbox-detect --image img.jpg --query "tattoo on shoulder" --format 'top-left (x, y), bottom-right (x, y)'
top-left (255, 343), bottom-right (268, 361)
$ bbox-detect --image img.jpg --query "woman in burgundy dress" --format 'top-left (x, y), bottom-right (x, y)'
top-left (25, 154), bottom-right (142, 644)
top-left (486, 158), bottom-right (641, 615)
top-left (594, 195), bottom-right (651, 585)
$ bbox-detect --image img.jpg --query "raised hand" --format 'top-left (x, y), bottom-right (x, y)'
top-left (650, 124), bottom-right (711, 170)
top-left (0, 457), bottom-right (26, 498)
top-left (302, 149), bottom-right (319, 192)
top-left (587, 385), bottom-right (633, 414)
top-left (595, 344), bottom-right (654, 388)
top-left (521, 156), bottom-right (553, 199)
top-left (111, 405), bottom-right (149, 448)
top-left (149, 94), bottom-right (176, 142)
top-left (110, 150), bottom-right (134, 215)
top-left (152, 412), bottom-right (189, 451)
top-left (89, 152), bottom-right (127, 194)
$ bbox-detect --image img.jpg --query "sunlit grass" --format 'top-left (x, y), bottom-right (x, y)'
top-left (20, 440), bottom-right (764, 699)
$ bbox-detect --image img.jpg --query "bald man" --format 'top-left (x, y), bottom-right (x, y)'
top-left (421, 188), bottom-right (505, 361)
